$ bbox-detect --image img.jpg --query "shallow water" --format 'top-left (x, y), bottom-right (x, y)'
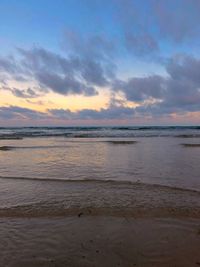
top-left (0, 178), bottom-right (200, 218)
top-left (0, 135), bottom-right (200, 190)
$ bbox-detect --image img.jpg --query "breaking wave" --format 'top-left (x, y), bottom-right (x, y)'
top-left (0, 126), bottom-right (200, 139)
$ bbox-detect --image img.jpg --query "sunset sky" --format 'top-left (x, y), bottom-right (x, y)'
top-left (0, 0), bottom-right (200, 126)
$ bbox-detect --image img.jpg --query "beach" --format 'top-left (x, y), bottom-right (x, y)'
top-left (1, 178), bottom-right (200, 267)
top-left (1, 0), bottom-right (200, 265)
top-left (0, 127), bottom-right (200, 266)
top-left (1, 216), bottom-right (200, 267)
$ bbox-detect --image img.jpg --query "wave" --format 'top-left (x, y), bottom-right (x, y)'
top-left (1, 175), bottom-right (200, 194)
top-left (0, 136), bottom-right (23, 140)
top-left (1, 176), bottom-right (200, 218)
top-left (1, 126), bottom-right (199, 130)
top-left (0, 141), bottom-right (138, 151)
top-left (0, 145), bottom-right (74, 151)
top-left (0, 126), bottom-right (200, 139)
top-left (0, 194), bottom-right (200, 219)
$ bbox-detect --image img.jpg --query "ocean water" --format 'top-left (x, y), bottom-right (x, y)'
top-left (0, 126), bottom-right (200, 190)
top-left (0, 126), bottom-right (200, 219)
top-left (1, 126), bottom-right (200, 267)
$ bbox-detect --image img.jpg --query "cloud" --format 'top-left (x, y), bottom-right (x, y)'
top-left (113, 54), bottom-right (200, 115)
top-left (1, 52), bottom-right (200, 121)
top-left (113, 0), bottom-right (160, 57)
top-left (49, 105), bottom-right (135, 120)
top-left (111, 0), bottom-right (200, 59)
top-left (0, 56), bottom-right (18, 74)
top-left (0, 106), bottom-right (46, 120)
top-left (19, 33), bottom-right (116, 90)
top-left (17, 47), bottom-right (77, 75)
top-left (18, 47), bottom-right (100, 96)
top-left (1, 4), bottom-right (200, 122)
top-left (153, 0), bottom-right (200, 42)
top-left (49, 108), bottom-right (73, 119)
top-left (166, 54), bottom-right (200, 84)
top-left (125, 32), bottom-right (159, 57)
top-left (35, 71), bottom-right (97, 96)
top-left (63, 31), bottom-right (116, 83)
top-left (113, 75), bottom-right (164, 102)
top-left (0, 40), bottom-right (116, 98)
top-left (64, 31), bottom-right (115, 63)
top-left (80, 59), bottom-right (108, 87)
top-left (0, 104), bottom-right (135, 122)
top-left (6, 87), bottom-right (42, 99)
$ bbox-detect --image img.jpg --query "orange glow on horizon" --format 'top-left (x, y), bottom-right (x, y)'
top-left (0, 87), bottom-right (111, 113)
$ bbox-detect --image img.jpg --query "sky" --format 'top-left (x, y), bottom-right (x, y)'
top-left (0, 0), bottom-right (200, 126)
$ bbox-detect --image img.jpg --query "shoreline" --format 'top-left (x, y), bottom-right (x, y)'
top-left (0, 177), bottom-right (200, 219)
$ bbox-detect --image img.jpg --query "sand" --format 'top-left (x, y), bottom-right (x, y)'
top-left (182, 143), bottom-right (200, 147)
top-left (1, 217), bottom-right (200, 267)
top-left (0, 178), bottom-right (200, 266)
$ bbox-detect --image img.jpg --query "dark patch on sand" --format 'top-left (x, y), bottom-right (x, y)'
top-left (0, 136), bottom-right (23, 140)
top-left (182, 144), bottom-right (200, 147)
top-left (105, 141), bottom-right (138, 145)
top-left (73, 134), bottom-right (90, 138)
top-left (176, 134), bottom-right (200, 138)
top-left (0, 146), bottom-right (14, 151)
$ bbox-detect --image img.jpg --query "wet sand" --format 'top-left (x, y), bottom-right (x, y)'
top-left (1, 217), bottom-right (200, 267)
top-left (1, 178), bottom-right (200, 218)
top-left (0, 178), bottom-right (200, 266)
top-left (182, 143), bottom-right (200, 147)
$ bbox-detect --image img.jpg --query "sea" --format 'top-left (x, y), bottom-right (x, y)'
top-left (0, 126), bottom-right (200, 190)
top-left (0, 125), bottom-right (200, 217)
